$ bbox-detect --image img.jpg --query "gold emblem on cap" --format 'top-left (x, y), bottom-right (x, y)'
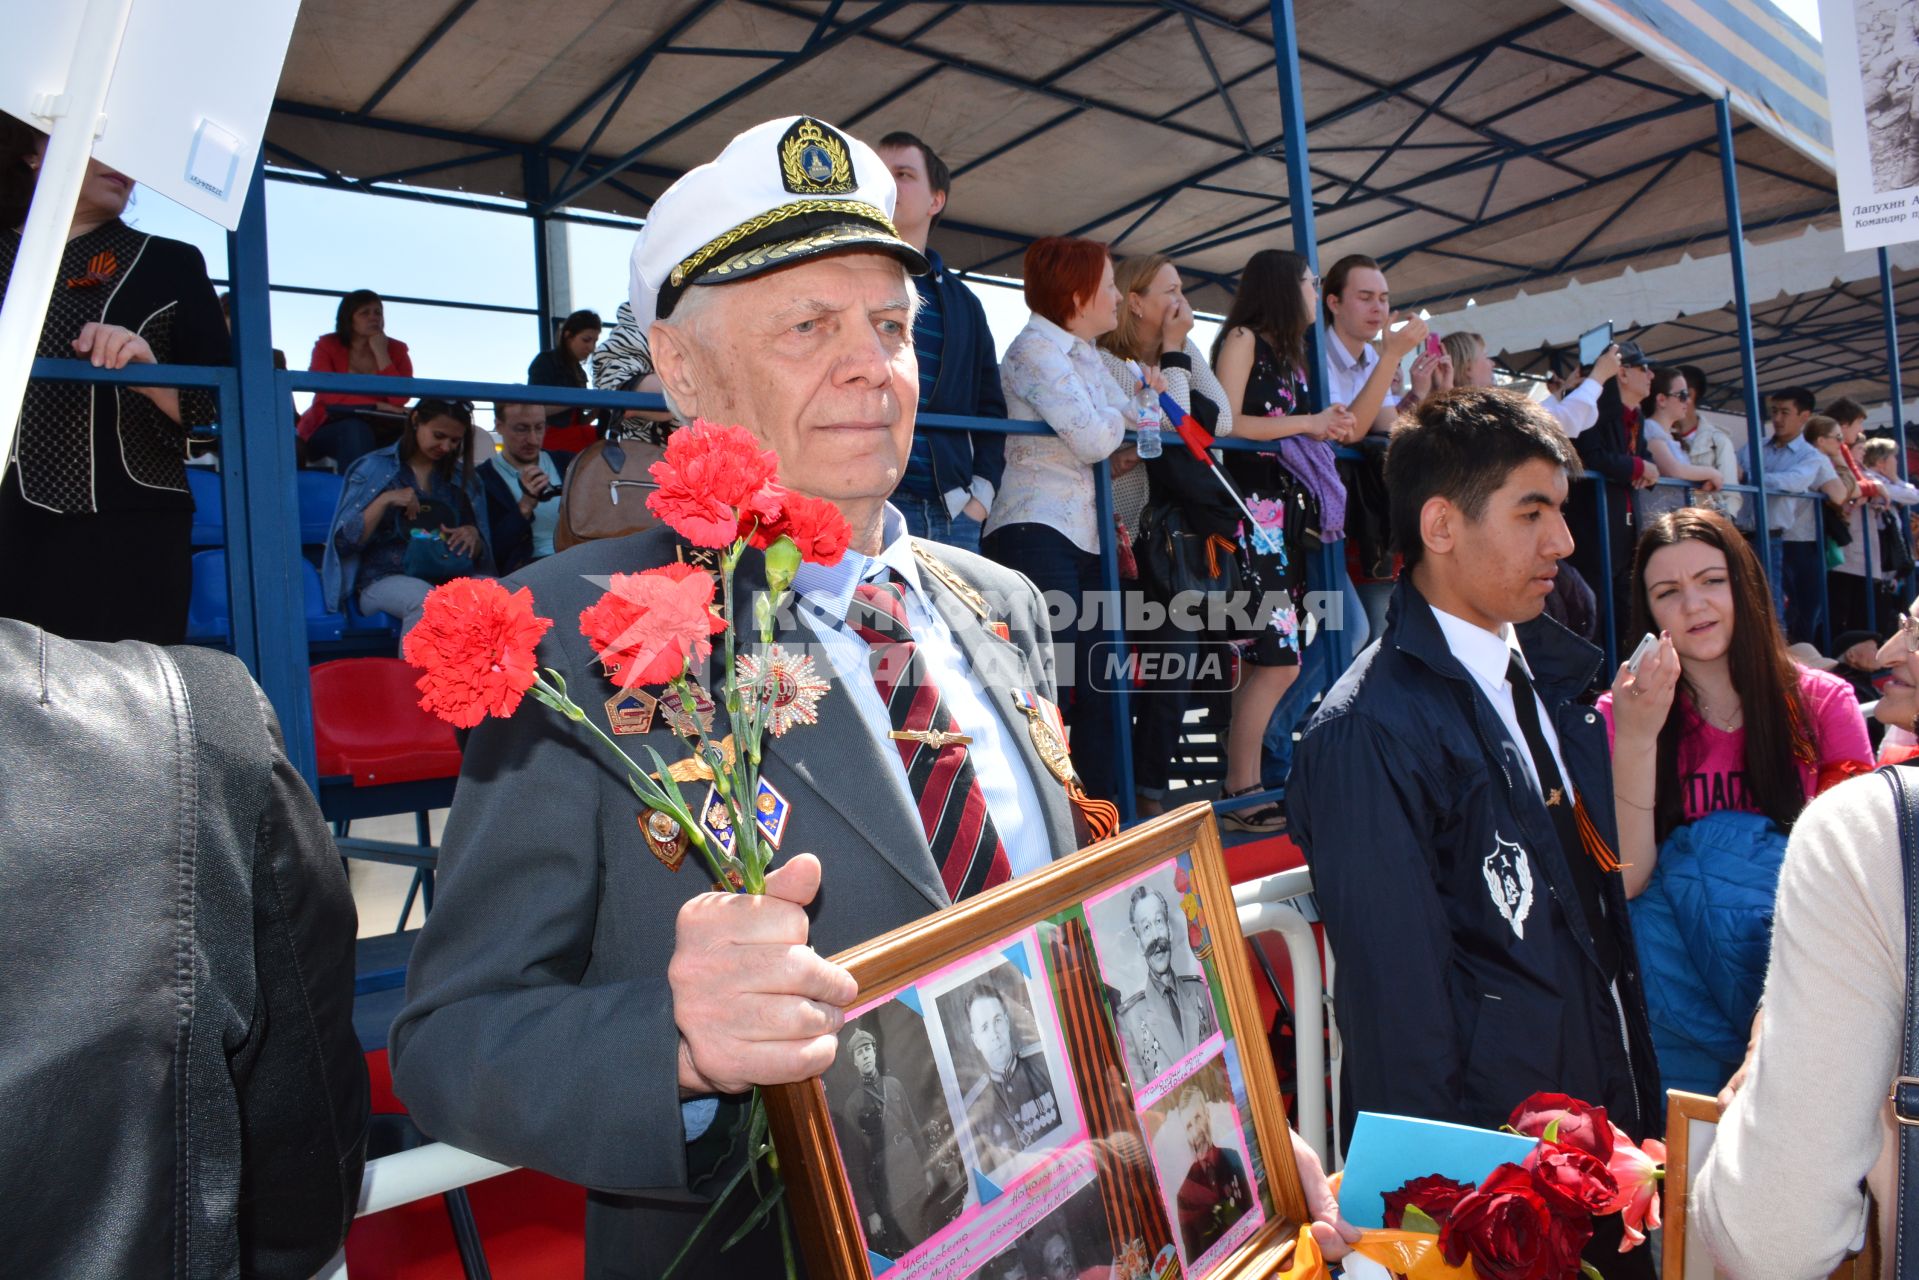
top-left (779, 118), bottom-right (855, 195)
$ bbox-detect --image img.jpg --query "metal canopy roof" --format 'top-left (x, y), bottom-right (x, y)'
top-left (264, 0), bottom-right (1892, 402)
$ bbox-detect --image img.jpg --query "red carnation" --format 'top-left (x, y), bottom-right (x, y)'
top-left (1526, 1143), bottom-right (1618, 1219)
top-left (645, 419), bottom-right (782, 548)
top-left (1381, 1174), bottom-right (1475, 1230)
top-left (749, 487), bottom-right (851, 566)
top-left (1509, 1093), bottom-right (1615, 1164)
top-left (403, 578), bottom-right (554, 728)
top-left (579, 563), bottom-right (726, 689)
top-left (1439, 1164), bottom-right (1559, 1280)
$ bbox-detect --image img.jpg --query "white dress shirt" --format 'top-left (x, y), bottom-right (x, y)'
top-left (1540, 379), bottom-right (1602, 439)
top-left (790, 504), bottom-right (1053, 878)
top-left (1430, 603), bottom-right (1570, 795)
top-left (1323, 334), bottom-right (1389, 416)
top-left (989, 314), bottom-right (1133, 554)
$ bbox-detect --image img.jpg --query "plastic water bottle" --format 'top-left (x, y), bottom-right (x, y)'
top-left (1135, 394), bottom-right (1163, 460)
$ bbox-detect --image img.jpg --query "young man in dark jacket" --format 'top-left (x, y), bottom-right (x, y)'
top-left (481, 400), bottom-right (576, 575)
top-left (1289, 388), bottom-right (1659, 1273)
top-left (876, 131), bottom-right (1006, 553)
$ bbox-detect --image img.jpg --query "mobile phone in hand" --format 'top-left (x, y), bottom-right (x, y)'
top-left (1626, 631), bottom-right (1660, 676)
top-left (1424, 334), bottom-right (1443, 360)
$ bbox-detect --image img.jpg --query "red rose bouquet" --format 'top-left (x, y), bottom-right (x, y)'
top-left (1345, 1092), bottom-right (1665, 1280)
top-left (402, 420), bottom-right (852, 1277)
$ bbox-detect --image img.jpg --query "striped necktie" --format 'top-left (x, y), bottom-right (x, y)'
top-left (848, 573), bottom-right (1011, 901)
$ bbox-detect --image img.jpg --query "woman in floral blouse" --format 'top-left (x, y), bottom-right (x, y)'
top-left (984, 237), bottom-right (1134, 802)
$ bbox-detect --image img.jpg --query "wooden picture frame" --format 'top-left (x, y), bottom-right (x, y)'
top-left (1661, 1090), bottom-right (1723, 1280)
top-left (1664, 1090), bottom-right (1879, 1280)
top-left (765, 803), bottom-right (1308, 1280)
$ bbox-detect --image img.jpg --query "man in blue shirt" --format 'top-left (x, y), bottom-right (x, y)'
top-left (1760, 385), bottom-right (1847, 642)
top-left (876, 132), bottom-right (1007, 553)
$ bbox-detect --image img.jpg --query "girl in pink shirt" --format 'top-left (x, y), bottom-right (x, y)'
top-left (1598, 508), bottom-right (1871, 897)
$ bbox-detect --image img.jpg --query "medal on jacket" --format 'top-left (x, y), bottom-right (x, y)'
top-left (641, 810), bottom-right (689, 872)
top-left (1012, 689), bottom-right (1074, 784)
top-left (606, 690), bottom-right (658, 736)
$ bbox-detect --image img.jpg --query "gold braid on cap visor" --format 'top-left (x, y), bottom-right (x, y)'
top-left (667, 199), bottom-right (897, 288)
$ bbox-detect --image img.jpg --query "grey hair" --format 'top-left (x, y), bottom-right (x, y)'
top-left (1128, 883), bottom-right (1169, 929)
top-left (650, 259), bottom-right (920, 421)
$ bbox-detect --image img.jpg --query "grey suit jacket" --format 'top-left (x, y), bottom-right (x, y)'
top-left (389, 525), bottom-right (1079, 1275)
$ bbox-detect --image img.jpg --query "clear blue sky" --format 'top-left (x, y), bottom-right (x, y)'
top-left (119, 0), bottom-right (1820, 429)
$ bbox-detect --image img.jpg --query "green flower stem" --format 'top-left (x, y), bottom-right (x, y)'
top-left (531, 674), bottom-right (736, 888)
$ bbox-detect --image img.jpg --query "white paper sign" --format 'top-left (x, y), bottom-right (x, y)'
top-left (0, 0), bottom-right (300, 230)
top-left (1821, 0), bottom-right (1919, 252)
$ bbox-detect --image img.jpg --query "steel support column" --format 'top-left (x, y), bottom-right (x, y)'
top-left (526, 152), bottom-right (557, 348)
top-left (1268, 0), bottom-right (1323, 413)
top-left (1885, 248), bottom-right (1908, 484)
top-left (227, 158), bottom-right (317, 784)
top-left (1716, 97), bottom-right (1770, 580)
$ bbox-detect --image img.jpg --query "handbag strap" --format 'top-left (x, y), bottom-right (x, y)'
top-left (1884, 764), bottom-right (1919, 1279)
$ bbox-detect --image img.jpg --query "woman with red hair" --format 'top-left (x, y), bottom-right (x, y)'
top-left (984, 236), bottom-right (1133, 801)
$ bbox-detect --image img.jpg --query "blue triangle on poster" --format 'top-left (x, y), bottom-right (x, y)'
top-left (895, 985), bottom-right (923, 1017)
top-left (1001, 944), bottom-right (1031, 979)
top-left (973, 1168), bottom-right (1004, 1205)
top-left (869, 1250), bottom-right (897, 1274)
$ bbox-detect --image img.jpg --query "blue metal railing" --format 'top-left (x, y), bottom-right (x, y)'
top-left (23, 353), bottom-right (1914, 834)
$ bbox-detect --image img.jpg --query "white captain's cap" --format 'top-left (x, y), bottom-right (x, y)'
top-left (627, 115), bottom-right (929, 331)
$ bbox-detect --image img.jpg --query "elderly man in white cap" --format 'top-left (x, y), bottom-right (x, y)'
top-left (388, 116), bottom-right (1103, 1275)
top-left (389, 115), bottom-right (1356, 1277)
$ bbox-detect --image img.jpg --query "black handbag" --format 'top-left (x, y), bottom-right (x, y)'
top-left (1135, 502), bottom-right (1240, 606)
top-left (1882, 508), bottom-right (1916, 578)
top-left (1826, 502), bottom-right (1854, 548)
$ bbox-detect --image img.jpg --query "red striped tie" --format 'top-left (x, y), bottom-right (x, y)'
top-left (849, 575), bottom-right (1011, 901)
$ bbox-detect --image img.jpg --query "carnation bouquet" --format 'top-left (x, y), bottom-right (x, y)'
top-left (401, 419), bottom-right (854, 1275)
top-left (1348, 1093), bottom-right (1664, 1280)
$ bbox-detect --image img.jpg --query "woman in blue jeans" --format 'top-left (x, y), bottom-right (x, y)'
top-left (322, 398), bottom-right (492, 636)
top-left (984, 237), bottom-right (1133, 802)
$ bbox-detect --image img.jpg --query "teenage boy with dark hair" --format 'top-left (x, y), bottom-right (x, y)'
top-left (1763, 385), bottom-right (1848, 642)
top-left (876, 130), bottom-right (1006, 553)
top-left (1289, 387), bottom-right (1658, 1277)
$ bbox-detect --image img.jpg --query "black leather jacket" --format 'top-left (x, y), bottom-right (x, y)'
top-left (0, 623), bottom-right (368, 1277)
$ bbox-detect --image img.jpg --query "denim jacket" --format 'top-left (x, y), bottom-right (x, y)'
top-left (321, 444), bottom-right (493, 612)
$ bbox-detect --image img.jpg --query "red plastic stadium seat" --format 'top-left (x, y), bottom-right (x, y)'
top-left (311, 659), bottom-right (462, 787)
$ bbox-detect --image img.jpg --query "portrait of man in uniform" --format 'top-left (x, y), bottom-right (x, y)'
top-left (826, 1011), bottom-right (961, 1259)
top-left (1017, 1179), bottom-right (1118, 1280)
top-left (938, 965), bottom-right (1063, 1182)
top-left (1170, 1082), bottom-right (1251, 1261)
top-left (1093, 878), bottom-right (1218, 1087)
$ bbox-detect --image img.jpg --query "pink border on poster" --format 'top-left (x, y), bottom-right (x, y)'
top-left (1081, 857), bottom-right (1233, 1108)
top-left (841, 926), bottom-right (1092, 1279)
top-left (1143, 1042), bottom-right (1267, 1280)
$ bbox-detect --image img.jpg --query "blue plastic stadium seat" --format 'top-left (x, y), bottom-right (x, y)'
top-left (303, 560), bottom-right (346, 643)
top-left (187, 468), bottom-right (223, 547)
top-left (297, 470), bottom-right (343, 546)
top-left (186, 549), bottom-right (230, 644)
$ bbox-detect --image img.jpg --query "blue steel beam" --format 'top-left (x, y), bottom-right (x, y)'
top-left (547, 0), bottom-right (915, 210)
top-left (1328, 49), bottom-right (1494, 211)
top-left (1185, 10), bottom-right (1254, 152)
top-left (360, 0), bottom-right (481, 115)
top-left (1881, 247), bottom-right (1907, 483)
top-left (1544, 149), bottom-right (1691, 276)
top-left (228, 159), bottom-right (317, 784)
top-left (535, 0), bottom-right (727, 149)
top-left (1717, 96), bottom-right (1771, 578)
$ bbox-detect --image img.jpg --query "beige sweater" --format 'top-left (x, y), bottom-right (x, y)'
top-left (1693, 771), bottom-right (1903, 1278)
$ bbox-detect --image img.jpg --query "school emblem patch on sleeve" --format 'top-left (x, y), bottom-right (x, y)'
top-left (1482, 834), bottom-right (1535, 939)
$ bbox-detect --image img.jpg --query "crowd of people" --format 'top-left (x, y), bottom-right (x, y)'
top-left (4, 105), bottom-right (1917, 1280)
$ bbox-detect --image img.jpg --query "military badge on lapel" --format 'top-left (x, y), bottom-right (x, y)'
top-left (1012, 688), bottom-right (1121, 844)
